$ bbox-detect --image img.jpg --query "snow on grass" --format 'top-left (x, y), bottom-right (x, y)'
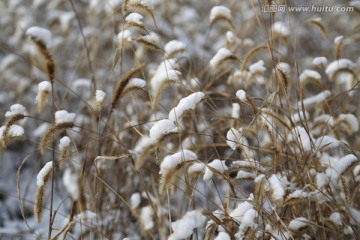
top-left (125, 12), bottom-right (144, 25)
top-left (326, 154), bottom-right (358, 184)
top-left (249, 60), bottom-right (266, 75)
top-left (338, 114), bottom-right (359, 134)
top-left (26, 26), bottom-right (52, 48)
top-left (149, 119), bottom-right (179, 141)
top-left (314, 135), bottom-right (339, 150)
top-left (134, 136), bottom-right (156, 153)
top-left (329, 212), bottom-right (342, 226)
top-left (231, 103), bottom-right (240, 118)
top-left (287, 126), bottom-right (314, 153)
top-left (126, 78), bottom-right (146, 90)
top-left (298, 90), bottom-right (331, 110)
top-left (140, 206), bottom-right (154, 230)
top-left (312, 57), bottom-right (328, 67)
top-left (159, 150), bottom-right (197, 175)
top-left (237, 209), bottom-right (258, 237)
top-left (230, 194), bottom-right (254, 222)
top-left (5, 104), bottom-right (26, 117)
top-left (168, 210), bottom-right (206, 240)
top-left (299, 70), bottom-right (321, 84)
top-left (117, 30), bottom-right (133, 44)
top-left (168, 92), bottom-right (205, 123)
top-left (210, 6), bottom-right (232, 23)
top-left (325, 59), bottom-right (355, 78)
top-left (210, 48), bottom-right (233, 69)
top-left (272, 21), bottom-right (289, 37)
top-left (95, 90), bottom-right (106, 103)
top-left (59, 136), bottom-right (71, 151)
top-left (288, 217), bottom-right (309, 231)
top-left (187, 162), bottom-right (205, 175)
top-left (164, 40), bottom-right (186, 57)
top-left (38, 81), bottom-right (52, 92)
top-left (291, 111), bottom-right (309, 123)
top-left (55, 110), bottom-right (76, 124)
top-left (226, 128), bottom-right (242, 150)
top-left (203, 159), bottom-right (228, 180)
top-left (236, 89), bottom-right (247, 102)
top-left (0, 125), bottom-right (24, 138)
top-left (130, 192), bottom-right (141, 209)
top-left (214, 232), bottom-right (230, 240)
top-left (150, 59), bottom-right (179, 92)
top-left (62, 169), bottom-right (80, 200)
top-left (269, 174), bottom-right (285, 204)
top-left (36, 161), bottom-right (53, 187)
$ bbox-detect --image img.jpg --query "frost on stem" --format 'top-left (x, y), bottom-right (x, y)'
top-left (34, 161), bottom-right (53, 223)
top-left (59, 136), bottom-right (71, 169)
top-left (168, 210), bottom-right (206, 240)
top-left (168, 92), bottom-right (205, 125)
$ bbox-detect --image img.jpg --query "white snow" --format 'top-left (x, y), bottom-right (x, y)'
top-left (138, 32), bottom-right (160, 47)
top-left (316, 172), bottom-right (328, 189)
top-left (59, 136), bottom-right (71, 151)
top-left (289, 217), bottom-right (308, 231)
top-left (214, 232), bottom-right (230, 240)
top-left (125, 13), bottom-right (144, 25)
top-left (238, 209), bottom-right (258, 237)
top-left (276, 62), bottom-right (290, 74)
top-left (130, 192), bottom-right (141, 208)
top-left (126, 78), bottom-right (146, 89)
top-left (231, 103), bottom-right (240, 118)
top-left (314, 135), bottom-right (339, 150)
top-left (269, 174), bottom-right (285, 204)
top-left (326, 154), bottom-right (358, 184)
top-left (314, 114), bottom-right (334, 126)
top-left (230, 194), bottom-right (254, 222)
top-left (226, 128), bottom-right (241, 150)
top-left (26, 26), bottom-right (52, 48)
top-left (117, 30), bottom-right (133, 44)
top-left (286, 189), bottom-right (309, 200)
top-left (299, 70), bottom-right (321, 83)
top-left (325, 59), bottom-right (355, 78)
top-left (134, 136), bottom-right (156, 153)
top-left (226, 31), bottom-right (235, 43)
top-left (55, 110), bottom-right (76, 124)
top-left (95, 90), bottom-right (106, 103)
top-left (5, 104), bottom-right (26, 117)
top-left (36, 161), bottom-right (53, 187)
top-left (164, 40), bottom-right (186, 57)
top-left (272, 21), bottom-right (289, 37)
top-left (62, 169), bottom-right (80, 200)
top-left (210, 48), bottom-right (233, 69)
top-left (210, 6), bottom-right (232, 23)
top-left (249, 60), bottom-right (266, 75)
top-left (0, 125), bottom-right (24, 138)
top-left (312, 57), bottom-right (328, 67)
top-left (338, 114), bottom-right (359, 134)
top-left (149, 119), bottom-right (179, 141)
top-left (187, 162), bottom-right (205, 175)
top-left (329, 212), bottom-right (342, 226)
top-left (168, 92), bottom-right (205, 123)
top-left (159, 150), bottom-right (197, 175)
top-left (287, 126), bottom-right (314, 153)
top-left (168, 210), bottom-right (206, 240)
top-left (236, 90), bottom-right (247, 101)
top-left (298, 90), bottom-right (331, 109)
top-left (38, 81), bottom-right (52, 92)
top-left (236, 170), bottom-right (256, 179)
top-left (291, 111), bottom-right (309, 123)
top-left (150, 69), bottom-right (181, 92)
top-left (203, 159), bottom-right (228, 180)
top-left (140, 206), bottom-right (154, 230)
top-left (334, 35), bottom-right (344, 44)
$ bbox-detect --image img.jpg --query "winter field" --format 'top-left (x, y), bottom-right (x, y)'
top-left (0, 0), bottom-right (360, 239)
